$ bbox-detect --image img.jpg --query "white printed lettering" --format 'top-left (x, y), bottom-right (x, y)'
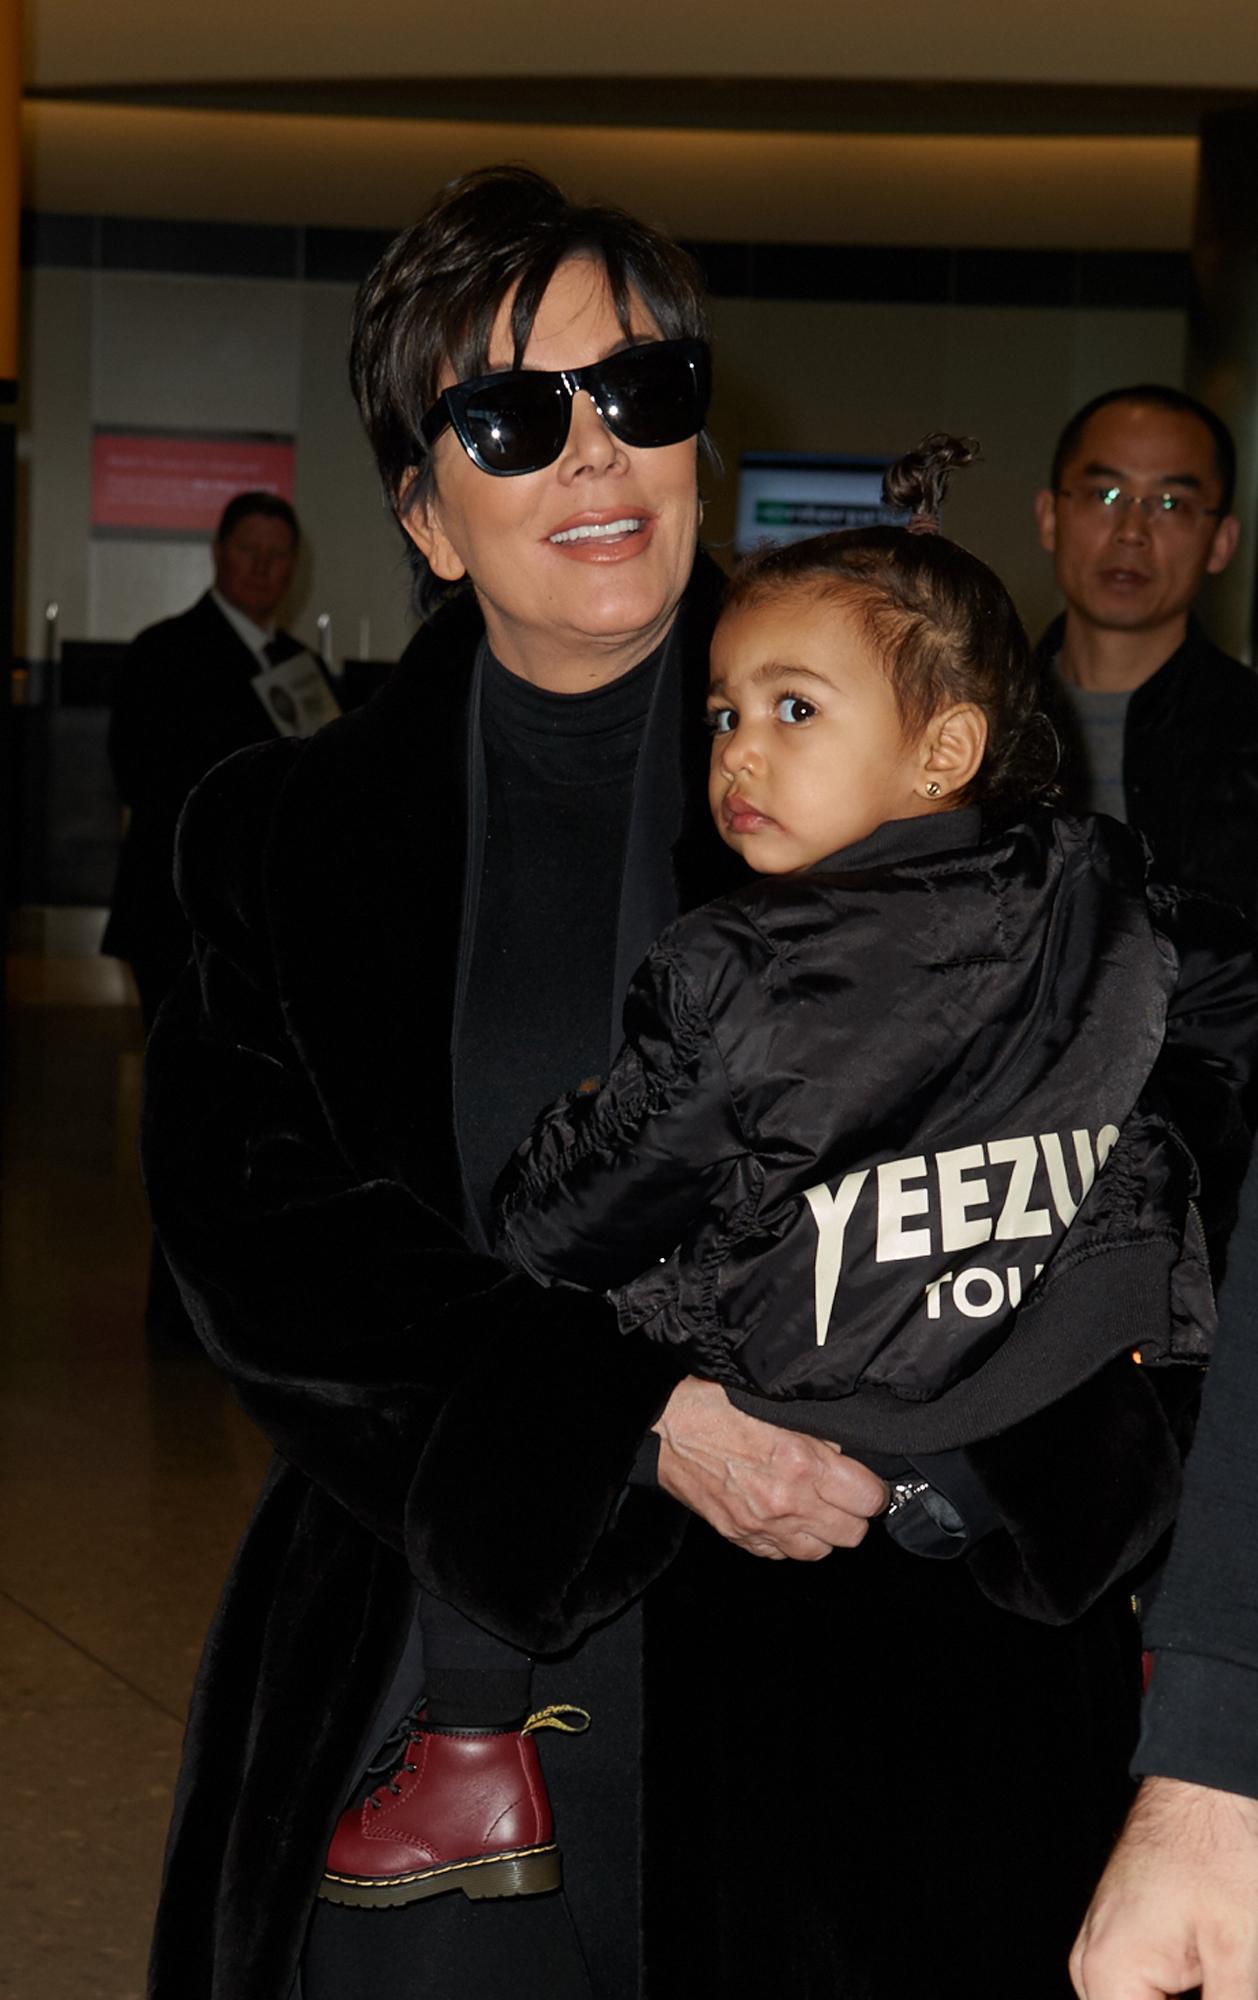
top-left (1040, 1128), bottom-right (1097, 1225)
top-left (989, 1135), bottom-right (1052, 1240)
top-left (937, 1144), bottom-right (994, 1254)
top-left (953, 1268), bottom-right (1004, 1318)
top-left (804, 1170), bottom-right (869, 1347)
top-left (925, 1273), bottom-right (954, 1320)
top-left (816, 1123), bottom-right (1119, 1341)
top-left (876, 1157), bottom-right (932, 1263)
top-left (924, 1263), bottom-right (1048, 1320)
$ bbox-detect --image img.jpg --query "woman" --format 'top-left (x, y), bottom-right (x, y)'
top-left (144, 167), bottom-right (1217, 2000)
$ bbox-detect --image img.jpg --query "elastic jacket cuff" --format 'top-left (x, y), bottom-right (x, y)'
top-left (1135, 1648), bottom-right (1258, 1802)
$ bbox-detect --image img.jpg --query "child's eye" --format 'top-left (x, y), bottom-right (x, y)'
top-left (775, 695), bottom-right (817, 724)
top-left (706, 706), bottom-right (736, 735)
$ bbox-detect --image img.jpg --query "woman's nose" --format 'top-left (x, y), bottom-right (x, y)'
top-left (560, 391), bottom-right (626, 477)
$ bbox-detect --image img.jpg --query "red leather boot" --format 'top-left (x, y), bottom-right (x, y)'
top-left (318, 1705), bottom-right (588, 1910)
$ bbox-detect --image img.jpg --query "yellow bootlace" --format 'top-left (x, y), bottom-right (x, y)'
top-left (521, 1704), bottom-right (591, 1737)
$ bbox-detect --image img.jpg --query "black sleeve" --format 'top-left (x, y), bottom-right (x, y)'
top-left (496, 940), bottom-right (749, 1291)
top-left (1148, 881), bottom-right (1258, 1260)
top-left (141, 746), bottom-right (688, 1655)
top-left (1135, 1138), bottom-right (1258, 1799)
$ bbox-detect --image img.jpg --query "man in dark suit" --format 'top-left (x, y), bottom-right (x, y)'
top-left (105, 491), bottom-right (319, 1343)
top-left (104, 491), bottom-right (312, 1025)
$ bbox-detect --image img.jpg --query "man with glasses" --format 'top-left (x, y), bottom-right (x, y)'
top-left (1035, 385), bottom-right (1258, 913)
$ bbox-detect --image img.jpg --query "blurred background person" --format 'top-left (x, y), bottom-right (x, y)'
top-left (1034, 387), bottom-right (1258, 915)
top-left (102, 490), bottom-right (319, 1029)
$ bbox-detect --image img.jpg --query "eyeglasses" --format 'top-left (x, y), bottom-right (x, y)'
top-left (1059, 484), bottom-right (1225, 533)
top-left (420, 337), bottom-right (711, 477)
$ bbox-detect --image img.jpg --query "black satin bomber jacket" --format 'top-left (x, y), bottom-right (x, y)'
top-left (499, 807), bottom-right (1258, 1457)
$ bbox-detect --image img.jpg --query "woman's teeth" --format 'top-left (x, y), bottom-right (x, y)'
top-left (549, 518), bottom-right (644, 544)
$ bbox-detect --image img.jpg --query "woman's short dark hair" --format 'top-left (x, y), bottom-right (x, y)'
top-left (723, 435), bottom-right (1059, 811)
top-left (349, 165), bottom-right (710, 612)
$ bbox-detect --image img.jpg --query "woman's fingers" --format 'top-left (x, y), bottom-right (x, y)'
top-left (794, 1432), bottom-right (890, 1523)
top-left (653, 1377), bottom-right (889, 1555)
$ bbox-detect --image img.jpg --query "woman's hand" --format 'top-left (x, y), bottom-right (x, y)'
top-left (652, 1377), bottom-right (888, 1559)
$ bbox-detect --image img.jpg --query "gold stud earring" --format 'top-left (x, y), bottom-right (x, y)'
top-left (925, 781), bottom-right (942, 798)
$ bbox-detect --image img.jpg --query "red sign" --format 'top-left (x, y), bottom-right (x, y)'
top-left (91, 430), bottom-right (296, 534)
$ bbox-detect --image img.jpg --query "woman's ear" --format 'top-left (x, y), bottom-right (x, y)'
top-left (919, 703), bottom-right (987, 802)
top-left (399, 473), bottom-right (467, 583)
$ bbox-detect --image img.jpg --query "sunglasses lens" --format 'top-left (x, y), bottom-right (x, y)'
top-left (597, 342), bottom-right (710, 448)
top-left (437, 339), bottom-right (711, 475)
top-left (460, 374), bottom-right (567, 475)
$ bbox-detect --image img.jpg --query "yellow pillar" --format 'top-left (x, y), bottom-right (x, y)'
top-left (0, 0), bottom-right (16, 1031)
top-left (0, 0), bottom-right (16, 394)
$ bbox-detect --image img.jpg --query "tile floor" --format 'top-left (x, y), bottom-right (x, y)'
top-left (0, 913), bottom-right (271, 1999)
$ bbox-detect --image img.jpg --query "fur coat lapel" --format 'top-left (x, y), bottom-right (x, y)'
top-left (256, 556), bottom-right (732, 1233)
top-left (260, 624), bottom-right (477, 1226)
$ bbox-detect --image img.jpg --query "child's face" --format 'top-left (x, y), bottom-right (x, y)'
top-left (707, 593), bottom-right (937, 874)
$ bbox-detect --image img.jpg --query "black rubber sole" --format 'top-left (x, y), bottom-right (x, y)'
top-left (318, 1844), bottom-right (562, 1910)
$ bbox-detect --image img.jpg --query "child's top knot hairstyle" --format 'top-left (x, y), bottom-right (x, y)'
top-left (724, 433), bottom-right (1059, 811)
top-left (883, 431), bottom-right (979, 535)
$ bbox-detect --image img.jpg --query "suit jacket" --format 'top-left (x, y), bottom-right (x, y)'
top-left (102, 591), bottom-right (306, 990)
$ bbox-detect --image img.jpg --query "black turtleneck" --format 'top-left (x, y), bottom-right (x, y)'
top-left (456, 640), bottom-right (665, 1234)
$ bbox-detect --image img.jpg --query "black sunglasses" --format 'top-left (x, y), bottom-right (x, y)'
top-left (419, 337), bottom-right (711, 477)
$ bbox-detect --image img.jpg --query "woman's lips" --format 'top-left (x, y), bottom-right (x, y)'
top-left (545, 512), bottom-right (655, 562)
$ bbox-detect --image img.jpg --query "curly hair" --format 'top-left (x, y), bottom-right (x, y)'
top-left (724, 435), bottom-right (1059, 811)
